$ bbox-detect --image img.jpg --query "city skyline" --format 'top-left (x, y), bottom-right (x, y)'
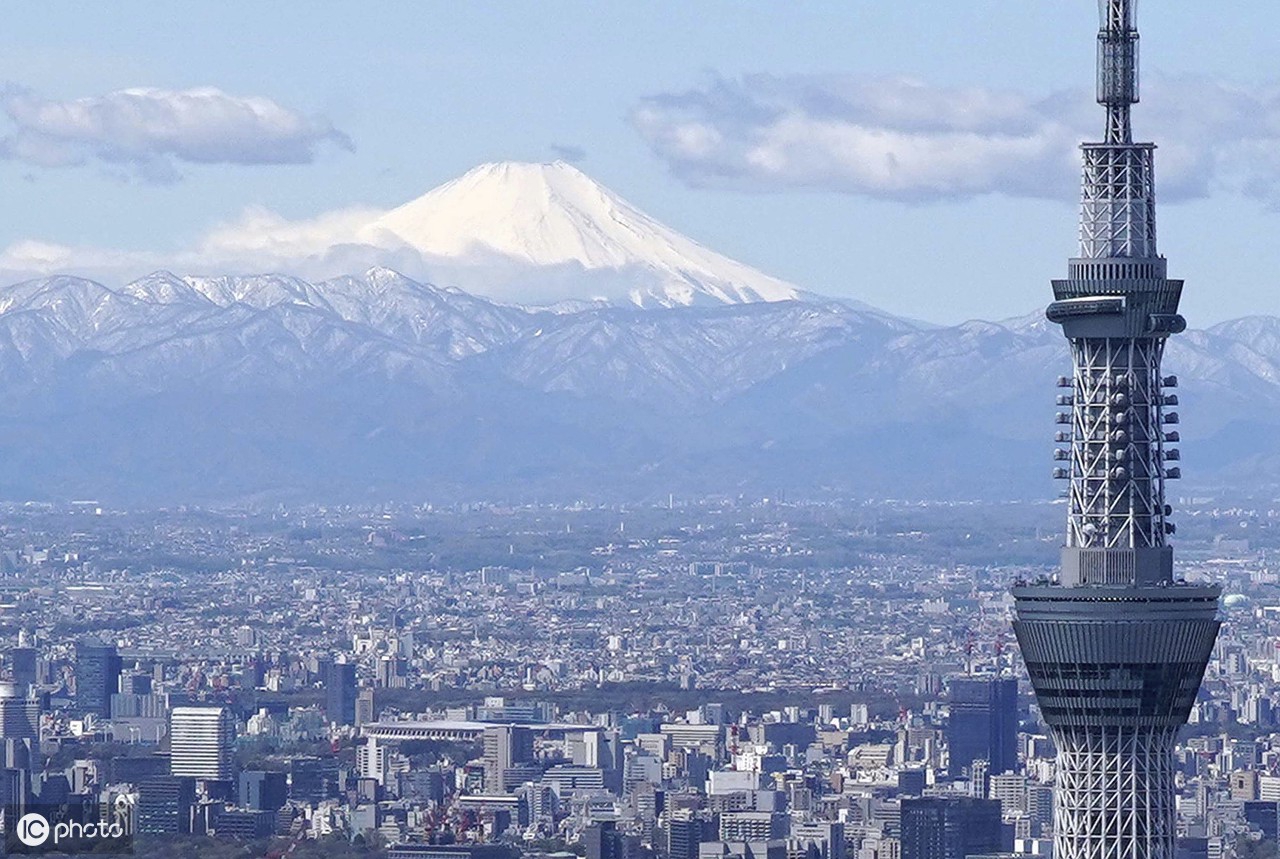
top-left (0, 493), bottom-right (1267, 857)
top-left (0, 5), bottom-right (1272, 858)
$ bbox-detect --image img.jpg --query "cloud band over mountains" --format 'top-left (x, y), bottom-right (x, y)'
top-left (0, 84), bottom-right (352, 182)
top-left (631, 73), bottom-right (1280, 205)
top-left (3, 72), bottom-right (1280, 287)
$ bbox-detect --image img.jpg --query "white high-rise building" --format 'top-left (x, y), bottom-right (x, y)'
top-left (0, 682), bottom-right (39, 740)
top-left (169, 706), bottom-right (234, 780)
top-left (357, 737), bottom-right (387, 785)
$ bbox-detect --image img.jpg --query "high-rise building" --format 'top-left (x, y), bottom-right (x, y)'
top-left (137, 776), bottom-right (196, 834)
top-left (169, 706), bottom-right (235, 780)
top-left (988, 773), bottom-right (1029, 817)
top-left (324, 660), bottom-right (356, 726)
top-left (791, 822), bottom-right (846, 859)
top-left (75, 638), bottom-right (121, 718)
top-left (947, 677), bottom-right (1018, 777)
top-left (584, 820), bottom-right (626, 859)
top-left (668, 809), bottom-right (707, 859)
top-left (719, 811), bottom-right (788, 842)
top-left (1232, 772), bottom-right (1260, 802)
top-left (239, 770), bottom-right (288, 812)
top-left (358, 736), bottom-right (388, 785)
top-left (289, 755), bottom-right (338, 801)
top-left (0, 682), bottom-right (39, 740)
top-left (901, 798), bottom-right (998, 859)
top-left (900, 797), bottom-right (1003, 859)
top-left (897, 769), bottom-right (927, 797)
top-left (0, 766), bottom-right (31, 816)
top-left (9, 648), bottom-right (36, 695)
top-left (0, 681), bottom-right (39, 772)
top-left (1011, 6), bottom-right (1222, 859)
top-left (376, 656), bottom-right (407, 689)
top-left (120, 672), bottom-right (152, 695)
top-left (482, 724), bottom-right (534, 792)
top-left (356, 687), bottom-right (375, 727)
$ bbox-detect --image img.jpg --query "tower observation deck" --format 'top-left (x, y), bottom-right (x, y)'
top-left (1011, 4), bottom-right (1221, 859)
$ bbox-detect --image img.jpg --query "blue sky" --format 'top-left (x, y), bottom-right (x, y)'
top-left (0, 2), bottom-right (1275, 324)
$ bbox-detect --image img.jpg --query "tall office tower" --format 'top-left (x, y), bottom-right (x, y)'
top-left (355, 687), bottom-right (375, 727)
top-left (9, 647), bottom-right (36, 695)
top-left (74, 638), bottom-right (121, 718)
top-left (668, 809), bottom-right (706, 859)
top-left (357, 736), bottom-right (387, 785)
top-left (0, 766), bottom-right (30, 817)
top-left (578, 729), bottom-right (623, 770)
top-left (947, 677), bottom-right (1018, 777)
top-left (0, 681), bottom-right (40, 772)
top-left (137, 775), bottom-right (196, 834)
top-left (324, 660), bottom-right (356, 726)
top-left (1011, 5), bottom-right (1222, 859)
top-left (584, 820), bottom-right (626, 859)
top-left (900, 797), bottom-right (1004, 859)
top-left (0, 683), bottom-right (39, 741)
top-left (482, 724), bottom-right (535, 792)
top-left (169, 706), bottom-right (235, 780)
top-left (375, 655), bottom-right (407, 688)
top-left (239, 770), bottom-right (288, 812)
top-left (289, 755), bottom-right (338, 801)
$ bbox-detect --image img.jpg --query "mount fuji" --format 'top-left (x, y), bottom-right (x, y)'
top-left (353, 160), bottom-right (808, 308)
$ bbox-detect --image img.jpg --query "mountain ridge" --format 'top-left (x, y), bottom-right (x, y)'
top-left (0, 265), bottom-right (1276, 502)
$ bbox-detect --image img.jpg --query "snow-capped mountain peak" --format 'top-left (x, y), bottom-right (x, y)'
top-left (359, 160), bottom-right (805, 308)
top-left (120, 271), bottom-right (212, 306)
top-left (180, 272), bottom-right (332, 310)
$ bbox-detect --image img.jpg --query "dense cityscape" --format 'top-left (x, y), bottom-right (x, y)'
top-left (0, 0), bottom-right (1273, 857)
top-left (0, 497), bottom-right (1269, 857)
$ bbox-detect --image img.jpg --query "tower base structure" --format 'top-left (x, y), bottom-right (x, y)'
top-left (1012, 583), bottom-right (1220, 859)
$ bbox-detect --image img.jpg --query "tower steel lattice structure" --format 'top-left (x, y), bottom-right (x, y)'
top-left (1011, 5), bottom-right (1221, 859)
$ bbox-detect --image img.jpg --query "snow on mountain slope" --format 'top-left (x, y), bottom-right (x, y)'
top-left (484, 300), bottom-right (914, 403)
top-left (181, 273), bottom-right (335, 311)
top-left (0, 275), bottom-right (211, 346)
top-left (314, 267), bottom-right (530, 359)
top-left (4, 265), bottom-right (1280, 499)
top-left (120, 271), bottom-right (213, 306)
top-left (0, 276), bottom-right (127, 325)
top-left (360, 161), bottom-right (805, 309)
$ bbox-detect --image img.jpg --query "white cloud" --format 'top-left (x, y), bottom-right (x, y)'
top-left (0, 84), bottom-right (352, 181)
top-left (196, 205), bottom-right (385, 260)
top-left (631, 73), bottom-right (1280, 205)
top-left (0, 203), bottom-right (430, 286)
top-left (5, 72), bottom-right (1279, 286)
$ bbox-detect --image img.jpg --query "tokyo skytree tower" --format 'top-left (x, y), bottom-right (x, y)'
top-left (1011, 4), bottom-right (1222, 859)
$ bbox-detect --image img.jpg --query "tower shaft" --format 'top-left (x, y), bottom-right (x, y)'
top-left (1012, 5), bottom-right (1221, 859)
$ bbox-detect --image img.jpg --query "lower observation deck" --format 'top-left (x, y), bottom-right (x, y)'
top-left (1012, 582), bottom-right (1220, 729)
